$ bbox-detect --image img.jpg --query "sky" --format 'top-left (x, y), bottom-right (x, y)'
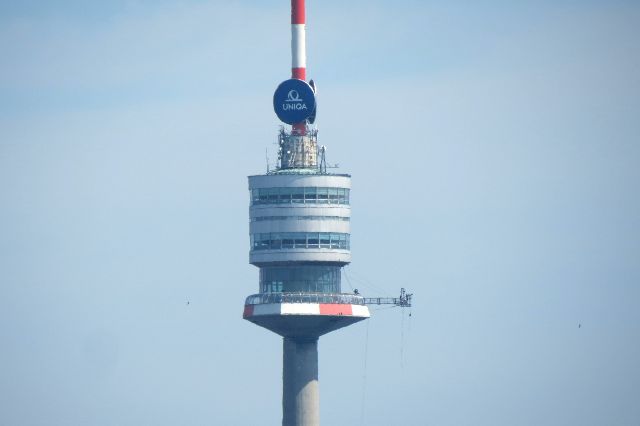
top-left (1, 0), bottom-right (639, 425)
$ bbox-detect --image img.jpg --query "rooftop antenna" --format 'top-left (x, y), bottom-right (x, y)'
top-left (265, 148), bottom-right (270, 173)
top-left (319, 145), bottom-right (327, 174)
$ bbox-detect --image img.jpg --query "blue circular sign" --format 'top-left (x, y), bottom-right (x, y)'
top-left (273, 79), bottom-right (316, 125)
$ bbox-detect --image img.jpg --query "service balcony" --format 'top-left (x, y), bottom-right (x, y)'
top-left (243, 292), bottom-right (370, 338)
top-left (244, 292), bottom-right (366, 306)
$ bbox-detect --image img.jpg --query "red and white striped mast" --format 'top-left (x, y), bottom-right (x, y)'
top-left (291, 0), bottom-right (306, 81)
top-left (291, 0), bottom-right (307, 135)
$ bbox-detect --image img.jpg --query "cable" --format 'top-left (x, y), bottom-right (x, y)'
top-left (343, 268), bottom-right (354, 292)
top-left (400, 307), bottom-right (405, 370)
top-left (344, 266), bottom-right (393, 298)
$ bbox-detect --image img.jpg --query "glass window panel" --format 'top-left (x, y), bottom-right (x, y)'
top-left (281, 232), bottom-right (295, 248)
top-left (339, 189), bottom-right (346, 204)
top-left (330, 233), bottom-right (340, 249)
top-left (328, 188), bottom-right (338, 204)
top-left (260, 265), bottom-right (341, 293)
top-left (270, 234), bottom-right (281, 249)
top-left (258, 188), bottom-right (268, 204)
top-left (307, 232), bottom-right (319, 248)
top-left (279, 189), bottom-right (291, 203)
top-left (292, 188), bottom-right (304, 203)
top-left (304, 187), bottom-right (317, 202)
top-left (265, 188), bottom-right (277, 203)
top-left (320, 233), bottom-right (331, 248)
top-left (317, 187), bottom-right (328, 203)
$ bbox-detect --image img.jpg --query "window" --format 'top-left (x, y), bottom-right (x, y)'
top-left (255, 233), bottom-right (270, 250)
top-left (292, 187), bottom-right (304, 203)
top-left (279, 189), bottom-right (291, 204)
top-left (260, 265), bottom-right (341, 293)
top-left (317, 187), bottom-right (328, 204)
top-left (267, 187), bottom-right (279, 203)
top-left (251, 232), bottom-right (350, 251)
top-left (330, 233), bottom-right (341, 249)
top-left (258, 190), bottom-right (268, 204)
top-left (328, 188), bottom-right (339, 203)
top-left (294, 236), bottom-right (307, 248)
top-left (281, 232), bottom-right (295, 249)
top-left (307, 234), bottom-right (319, 248)
top-left (251, 215), bottom-right (349, 222)
top-left (269, 237), bottom-right (281, 250)
top-left (250, 187), bottom-right (350, 206)
top-left (304, 187), bottom-right (317, 202)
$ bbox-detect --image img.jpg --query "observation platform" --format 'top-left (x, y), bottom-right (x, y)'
top-left (243, 293), bottom-right (370, 338)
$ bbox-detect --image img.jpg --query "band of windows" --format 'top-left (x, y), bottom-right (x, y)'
top-left (251, 232), bottom-right (350, 251)
top-left (251, 215), bottom-right (350, 222)
top-left (251, 187), bottom-right (350, 205)
top-left (260, 265), bottom-right (341, 293)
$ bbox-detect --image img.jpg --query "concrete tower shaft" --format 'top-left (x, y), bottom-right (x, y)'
top-left (283, 338), bottom-right (319, 426)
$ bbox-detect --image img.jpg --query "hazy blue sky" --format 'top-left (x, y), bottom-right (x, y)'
top-left (1, 1), bottom-right (639, 425)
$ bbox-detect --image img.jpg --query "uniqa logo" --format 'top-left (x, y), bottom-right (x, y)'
top-left (282, 89), bottom-right (307, 110)
top-left (282, 103), bottom-right (308, 110)
top-left (285, 90), bottom-right (302, 102)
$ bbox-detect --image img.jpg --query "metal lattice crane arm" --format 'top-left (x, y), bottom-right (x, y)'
top-left (362, 288), bottom-right (413, 308)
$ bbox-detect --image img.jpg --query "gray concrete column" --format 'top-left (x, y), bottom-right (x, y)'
top-left (282, 337), bottom-right (319, 426)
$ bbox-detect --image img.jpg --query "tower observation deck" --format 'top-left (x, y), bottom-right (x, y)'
top-left (242, 1), bottom-right (371, 425)
top-left (244, 144), bottom-right (370, 339)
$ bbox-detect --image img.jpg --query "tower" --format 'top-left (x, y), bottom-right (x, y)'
top-left (242, 1), bottom-right (370, 425)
